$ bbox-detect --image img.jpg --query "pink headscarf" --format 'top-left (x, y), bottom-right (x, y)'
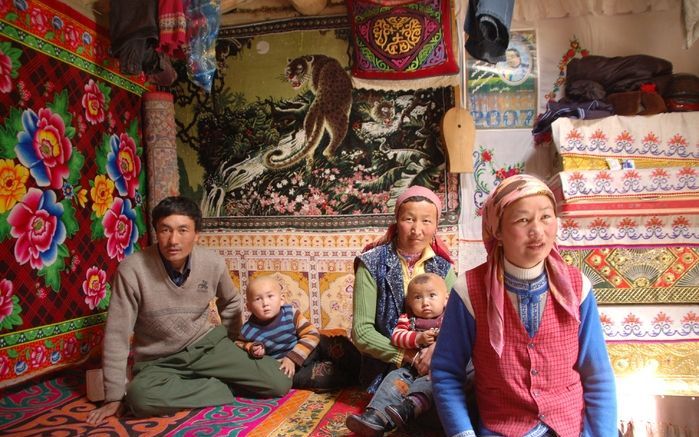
top-left (361, 185), bottom-right (454, 265)
top-left (482, 174), bottom-right (579, 356)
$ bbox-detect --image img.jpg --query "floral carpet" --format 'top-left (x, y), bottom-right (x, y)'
top-left (0, 369), bottom-right (444, 436)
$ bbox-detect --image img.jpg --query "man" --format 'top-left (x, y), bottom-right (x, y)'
top-left (499, 47), bottom-right (530, 84)
top-left (87, 196), bottom-right (291, 425)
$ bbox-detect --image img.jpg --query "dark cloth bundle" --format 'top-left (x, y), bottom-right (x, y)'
top-left (565, 55), bottom-right (673, 100)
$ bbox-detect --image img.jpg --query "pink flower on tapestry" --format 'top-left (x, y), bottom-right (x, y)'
top-left (615, 130), bottom-right (634, 146)
top-left (652, 168), bottom-right (669, 179)
top-left (29, 7), bottom-right (50, 35)
top-left (594, 171), bottom-right (611, 182)
top-left (102, 197), bottom-right (138, 262)
top-left (15, 107), bottom-right (73, 189)
top-left (622, 313), bottom-right (641, 326)
top-left (81, 79), bottom-right (105, 125)
top-left (681, 311), bottom-right (698, 324)
top-left (569, 172), bottom-right (585, 182)
top-left (481, 150), bottom-right (492, 162)
top-left (645, 217), bottom-right (664, 230)
top-left (63, 24), bottom-right (81, 50)
top-left (0, 48), bottom-right (12, 93)
top-left (652, 312), bottom-right (672, 325)
top-left (0, 278), bottom-right (23, 330)
top-left (106, 133), bottom-right (141, 198)
top-left (0, 159), bottom-right (29, 213)
top-left (678, 167), bottom-right (697, 177)
top-left (617, 218), bottom-right (637, 230)
top-left (588, 218), bottom-right (609, 231)
top-left (63, 336), bottom-right (79, 358)
top-left (599, 313), bottom-right (613, 327)
top-left (82, 266), bottom-right (107, 310)
top-left (560, 218), bottom-right (579, 230)
top-left (8, 188), bottom-right (66, 269)
top-left (30, 344), bottom-right (48, 368)
top-left (622, 169), bottom-right (639, 180)
top-left (0, 354), bottom-right (9, 378)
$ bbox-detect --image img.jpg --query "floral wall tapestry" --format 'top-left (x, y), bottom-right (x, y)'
top-left (173, 16), bottom-right (460, 230)
top-left (0, 0), bottom-right (149, 387)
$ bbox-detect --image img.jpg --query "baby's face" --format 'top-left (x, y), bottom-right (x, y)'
top-left (246, 278), bottom-right (283, 322)
top-left (406, 278), bottom-right (447, 319)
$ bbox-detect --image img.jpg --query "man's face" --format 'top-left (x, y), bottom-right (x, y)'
top-left (155, 214), bottom-right (199, 271)
top-left (506, 50), bottom-right (521, 68)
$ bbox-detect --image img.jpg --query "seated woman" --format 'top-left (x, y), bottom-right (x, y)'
top-left (432, 174), bottom-right (617, 437)
top-left (345, 185), bottom-right (457, 435)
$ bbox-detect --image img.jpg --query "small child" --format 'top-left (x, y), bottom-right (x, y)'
top-left (237, 275), bottom-right (359, 391)
top-left (346, 273), bottom-right (448, 435)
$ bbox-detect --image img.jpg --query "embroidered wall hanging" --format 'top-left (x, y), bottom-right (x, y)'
top-left (0, 0), bottom-right (149, 388)
top-left (173, 17), bottom-right (459, 230)
top-left (346, 0), bottom-right (459, 80)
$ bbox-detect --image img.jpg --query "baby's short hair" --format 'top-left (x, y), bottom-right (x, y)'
top-left (408, 272), bottom-right (446, 294)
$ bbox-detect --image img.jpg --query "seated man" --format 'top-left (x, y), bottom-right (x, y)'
top-left (87, 196), bottom-right (291, 424)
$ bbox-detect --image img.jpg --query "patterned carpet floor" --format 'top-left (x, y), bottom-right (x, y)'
top-left (0, 369), bottom-right (444, 436)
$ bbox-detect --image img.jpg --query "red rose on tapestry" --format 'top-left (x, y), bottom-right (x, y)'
top-left (63, 24), bottom-right (81, 51)
top-left (15, 107), bottom-right (73, 189)
top-left (8, 188), bottom-right (66, 270)
top-left (29, 7), bottom-right (50, 35)
top-left (106, 133), bottom-right (141, 198)
top-left (81, 79), bottom-right (105, 125)
top-left (102, 197), bottom-right (138, 262)
top-left (82, 266), bottom-right (107, 310)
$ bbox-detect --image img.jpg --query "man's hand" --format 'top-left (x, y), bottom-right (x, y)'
top-left (413, 343), bottom-right (436, 376)
top-left (86, 400), bottom-right (123, 425)
top-left (278, 356), bottom-right (296, 378)
top-left (250, 343), bottom-right (265, 358)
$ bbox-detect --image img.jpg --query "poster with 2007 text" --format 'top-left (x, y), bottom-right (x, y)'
top-left (467, 30), bottom-right (537, 129)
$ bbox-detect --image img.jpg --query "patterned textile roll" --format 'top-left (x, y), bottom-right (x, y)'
top-left (143, 92), bottom-right (180, 237)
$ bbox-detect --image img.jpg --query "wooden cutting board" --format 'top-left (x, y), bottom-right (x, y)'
top-left (441, 105), bottom-right (476, 173)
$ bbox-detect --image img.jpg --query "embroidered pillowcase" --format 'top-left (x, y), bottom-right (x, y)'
top-left (347, 0), bottom-right (459, 80)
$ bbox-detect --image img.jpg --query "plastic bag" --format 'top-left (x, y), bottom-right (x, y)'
top-left (185, 0), bottom-right (221, 92)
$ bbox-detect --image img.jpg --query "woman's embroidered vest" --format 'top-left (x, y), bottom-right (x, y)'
top-left (466, 263), bottom-right (584, 437)
top-left (356, 243), bottom-right (451, 391)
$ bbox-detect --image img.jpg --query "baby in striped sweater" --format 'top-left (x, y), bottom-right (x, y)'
top-left (237, 275), bottom-right (360, 391)
top-left (383, 272), bottom-right (448, 429)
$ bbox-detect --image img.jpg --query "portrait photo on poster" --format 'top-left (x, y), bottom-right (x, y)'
top-left (467, 30), bottom-right (538, 130)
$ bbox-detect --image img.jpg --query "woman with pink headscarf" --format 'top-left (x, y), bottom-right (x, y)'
top-left (432, 174), bottom-right (616, 437)
top-left (346, 185), bottom-right (457, 436)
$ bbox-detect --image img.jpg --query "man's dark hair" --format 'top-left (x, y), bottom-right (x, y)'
top-left (151, 196), bottom-right (202, 232)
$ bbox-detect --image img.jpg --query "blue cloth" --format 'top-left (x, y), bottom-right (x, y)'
top-left (504, 271), bottom-right (548, 338)
top-left (431, 277), bottom-right (617, 437)
top-left (239, 304), bottom-right (297, 359)
top-left (365, 366), bottom-right (433, 427)
top-left (464, 0), bottom-right (514, 63)
top-left (356, 243), bottom-right (452, 392)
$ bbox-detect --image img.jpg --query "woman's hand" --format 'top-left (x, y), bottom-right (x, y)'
top-left (413, 343), bottom-right (436, 376)
top-left (86, 400), bottom-right (123, 425)
top-left (401, 348), bottom-right (418, 367)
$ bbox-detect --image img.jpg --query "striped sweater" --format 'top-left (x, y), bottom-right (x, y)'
top-left (237, 304), bottom-right (320, 366)
top-left (390, 313), bottom-right (444, 349)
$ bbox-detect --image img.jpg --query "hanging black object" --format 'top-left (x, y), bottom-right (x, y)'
top-left (464, 0), bottom-right (515, 64)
